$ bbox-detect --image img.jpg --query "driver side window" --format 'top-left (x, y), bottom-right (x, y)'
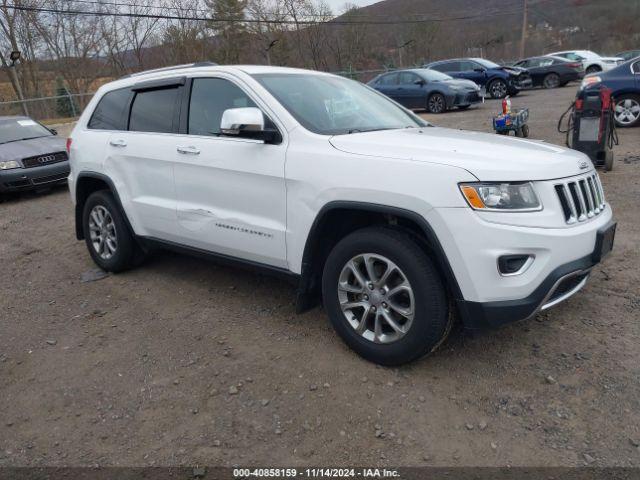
top-left (188, 78), bottom-right (257, 136)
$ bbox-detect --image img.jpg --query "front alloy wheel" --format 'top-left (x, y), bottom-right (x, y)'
top-left (489, 79), bottom-right (508, 99)
top-left (338, 253), bottom-right (414, 344)
top-left (614, 96), bottom-right (640, 127)
top-left (322, 227), bottom-right (452, 366)
top-left (427, 93), bottom-right (446, 113)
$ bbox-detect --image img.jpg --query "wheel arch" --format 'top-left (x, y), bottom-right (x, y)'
top-left (75, 172), bottom-right (133, 240)
top-left (295, 201), bottom-right (463, 313)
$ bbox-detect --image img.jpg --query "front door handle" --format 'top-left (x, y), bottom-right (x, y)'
top-left (177, 145), bottom-right (200, 155)
top-left (109, 139), bottom-right (127, 147)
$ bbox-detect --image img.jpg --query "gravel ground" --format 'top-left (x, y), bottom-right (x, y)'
top-left (1, 85), bottom-right (639, 468)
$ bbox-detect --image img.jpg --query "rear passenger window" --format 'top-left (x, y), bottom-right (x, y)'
top-left (188, 78), bottom-right (257, 136)
top-left (432, 62), bottom-right (459, 73)
top-left (378, 73), bottom-right (398, 85)
top-left (129, 87), bottom-right (179, 133)
top-left (88, 88), bottom-right (130, 130)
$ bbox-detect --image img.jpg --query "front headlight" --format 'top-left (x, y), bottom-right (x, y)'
top-left (581, 75), bottom-right (601, 90)
top-left (0, 160), bottom-right (20, 170)
top-left (459, 182), bottom-right (542, 211)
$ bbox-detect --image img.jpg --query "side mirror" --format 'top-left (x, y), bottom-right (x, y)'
top-left (220, 107), bottom-right (281, 144)
top-left (414, 79), bottom-right (426, 86)
top-left (473, 67), bottom-right (486, 73)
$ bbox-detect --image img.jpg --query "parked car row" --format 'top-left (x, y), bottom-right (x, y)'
top-left (368, 49), bottom-right (637, 121)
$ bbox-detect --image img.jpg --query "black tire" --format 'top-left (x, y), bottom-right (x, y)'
top-left (521, 124), bottom-right (530, 137)
top-left (604, 150), bottom-right (614, 171)
top-left (458, 105), bottom-right (471, 110)
top-left (322, 227), bottom-right (451, 366)
top-left (515, 127), bottom-right (524, 138)
top-left (82, 190), bottom-right (139, 272)
top-left (543, 72), bottom-right (560, 89)
top-left (488, 79), bottom-right (508, 99)
top-left (427, 93), bottom-right (446, 113)
top-left (586, 65), bottom-right (601, 75)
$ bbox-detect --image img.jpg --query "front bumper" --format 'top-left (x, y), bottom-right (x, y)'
top-left (449, 90), bottom-right (482, 108)
top-left (510, 75), bottom-right (533, 91)
top-left (0, 161), bottom-right (70, 193)
top-left (425, 202), bottom-right (614, 329)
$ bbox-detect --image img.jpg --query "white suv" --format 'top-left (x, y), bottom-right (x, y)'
top-left (68, 64), bottom-right (616, 365)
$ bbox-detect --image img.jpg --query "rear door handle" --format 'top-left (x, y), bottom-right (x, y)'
top-left (109, 139), bottom-right (127, 147)
top-left (177, 145), bottom-right (200, 155)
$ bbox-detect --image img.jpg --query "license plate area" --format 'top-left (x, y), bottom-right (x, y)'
top-left (592, 221), bottom-right (616, 262)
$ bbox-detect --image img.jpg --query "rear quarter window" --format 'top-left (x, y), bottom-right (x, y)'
top-left (88, 88), bottom-right (131, 130)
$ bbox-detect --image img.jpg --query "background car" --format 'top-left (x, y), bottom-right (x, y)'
top-left (512, 55), bottom-right (584, 88)
top-left (368, 69), bottom-right (482, 113)
top-left (548, 50), bottom-right (624, 74)
top-left (615, 50), bottom-right (640, 62)
top-left (582, 57), bottom-right (640, 127)
top-left (0, 116), bottom-right (68, 196)
top-left (423, 58), bottom-right (532, 99)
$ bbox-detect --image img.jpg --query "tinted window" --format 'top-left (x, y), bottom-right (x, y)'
top-left (431, 61), bottom-right (459, 72)
top-left (378, 73), bottom-right (398, 85)
top-left (88, 88), bottom-right (130, 130)
top-left (129, 87), bottom-right (179, 133)
top-left (399, 72), bottom-right (420, 84)
top-left (188, 78), bottom-right (257, 136)
top-left (633, 61), bottom-right (640, 74)
top-left (459, 61), bottom-right (479, 71)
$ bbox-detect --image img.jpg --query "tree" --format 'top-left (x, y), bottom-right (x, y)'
top-left (206, 0), bottom-right (247, 64)
top-left (55, 77), bottom-right (78, 118)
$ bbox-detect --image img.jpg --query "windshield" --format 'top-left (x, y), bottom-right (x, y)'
top-left (252, 73), bottom-right (428, 135)
top-left (475, 59), bottom-right (501, 69)
top-left (0, 118), bottom-right (53, 144)
top-left (419, 70), bottom-right (452, 81)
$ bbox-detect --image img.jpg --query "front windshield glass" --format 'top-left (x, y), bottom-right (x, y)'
top-left (475, 59), bottom-right (500, 69)
top-left (0, 118), bottom-right (52, 144)
top-left (252, 73), bottom-right (428, 135)
top-left (419, 70), bottom-right (452, 81)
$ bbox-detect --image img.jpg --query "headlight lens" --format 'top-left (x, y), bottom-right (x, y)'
top-left (0, 160), bottom-right (20, 170)
top-left (460, 182), bottom-right (541, 211)
top-left (581, 75), bottom-right (601, 90)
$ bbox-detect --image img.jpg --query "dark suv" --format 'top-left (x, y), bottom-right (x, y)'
top-left (424, 58), bottom-right (532, 98)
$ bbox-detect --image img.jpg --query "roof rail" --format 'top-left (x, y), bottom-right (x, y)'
top-left (120, 61), bottom-right (218, 79)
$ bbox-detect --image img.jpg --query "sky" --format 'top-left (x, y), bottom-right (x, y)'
top-left (323, 0), bottom-right (378, 14)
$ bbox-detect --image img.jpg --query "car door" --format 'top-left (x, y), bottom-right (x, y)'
top-left (374, 73), bottom-right (400, 101)
top-left (171, 75), bottom-right (288, 268)
top-left (522, 58), bottom-right (544, 85)
top-left (461, 61), bottom-right (488, 85)
top-left (104, 78), bottom-right (183, 239)
top-left (397, 72), bottom-right (425, 109)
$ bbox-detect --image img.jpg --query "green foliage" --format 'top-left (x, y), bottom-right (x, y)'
top-left (55, 77), bottom-right (78, 118)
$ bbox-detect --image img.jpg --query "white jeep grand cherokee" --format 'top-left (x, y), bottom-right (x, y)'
top-left (68, 64), bottom-right (616, 365)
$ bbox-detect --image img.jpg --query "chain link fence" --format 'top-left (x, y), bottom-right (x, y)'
top-left (0, 92), bottom-right (95, 123)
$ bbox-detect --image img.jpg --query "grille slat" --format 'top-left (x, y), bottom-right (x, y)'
top-left (555, 173), bottom-right (606, 224)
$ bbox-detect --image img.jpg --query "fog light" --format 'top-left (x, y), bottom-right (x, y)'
top-left (498, 254), bottom-right (534, 276)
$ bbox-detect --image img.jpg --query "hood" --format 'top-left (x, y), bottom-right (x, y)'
top-left (329, 127), bottom-right (591, 181)
top-left (0, 136), bottom-right (66, 163)
top-left (440, 78), bottom-right (479, 90)
top-left (500, 65), bottom-right (528, 76)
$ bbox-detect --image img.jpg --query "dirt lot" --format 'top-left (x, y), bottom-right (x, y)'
top-left (1, 86), bottom-right (639, 468)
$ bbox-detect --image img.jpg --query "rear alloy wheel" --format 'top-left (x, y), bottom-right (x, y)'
top-left (586, 65), bottom-right (601, 75)
top-left (543, 73), bottom-right (560, 89)
top-left (427, 93), bottom-right (446, 113)
top-left (614, 95), bottom-right (640, 127)
top-left (488, 79), bottom-right (508, 99)
top-left (322, 227), bottom-right (451, 365)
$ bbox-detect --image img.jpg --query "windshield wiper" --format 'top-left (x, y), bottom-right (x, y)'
top-left (346, 127), bottom-right (397, 134)
top-left (0, 135), bottom-right (49, 145)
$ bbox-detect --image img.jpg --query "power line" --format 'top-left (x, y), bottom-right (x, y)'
top-left (5, 3), bottom-right (529, 26)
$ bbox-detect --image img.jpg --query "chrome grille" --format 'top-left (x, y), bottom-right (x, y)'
top-left (554, 173), bottom-right (605, 224)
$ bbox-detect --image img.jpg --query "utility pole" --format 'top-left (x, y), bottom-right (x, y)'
top-left (519, 0), bottom-right (528, 59)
